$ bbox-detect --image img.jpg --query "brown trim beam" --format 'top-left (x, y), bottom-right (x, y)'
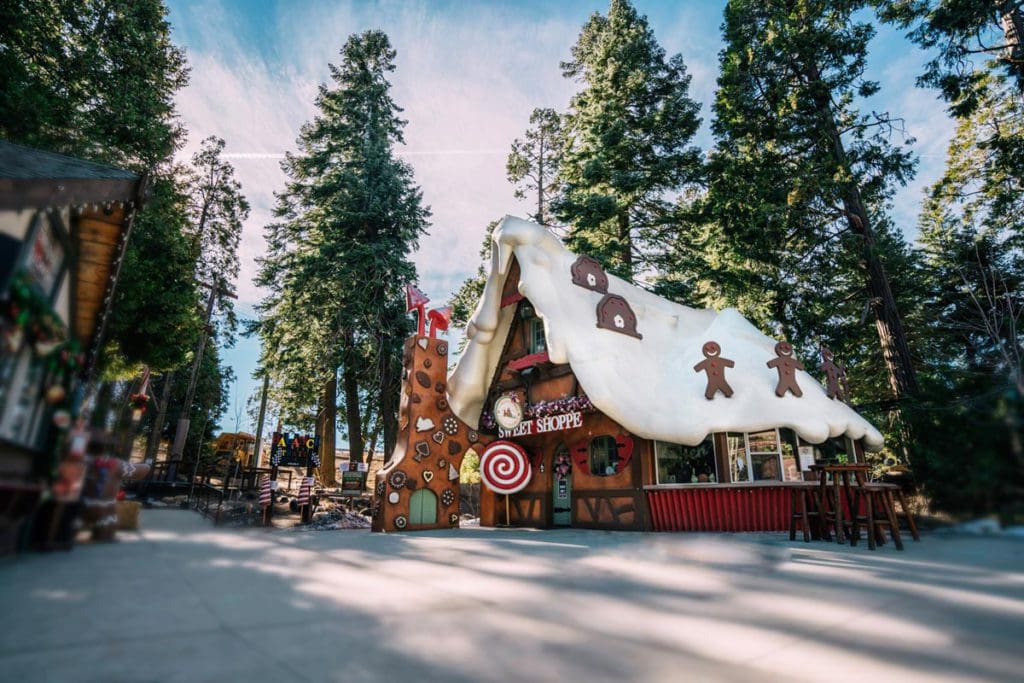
top-left (0, 178), bottom-right (139, 210)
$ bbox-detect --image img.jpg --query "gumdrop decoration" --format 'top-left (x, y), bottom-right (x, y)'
top-left (595, 294), bottom-right (642, 339)
top-left (693, 341), bottom-right (735, 400)
top-left (570, 255), bottom-right (609, 294)
top-left (767, 341), bottom-right (805, 397)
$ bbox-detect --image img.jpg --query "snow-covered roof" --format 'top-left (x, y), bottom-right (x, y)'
top-left (447, 216), bottom-right (884, 451)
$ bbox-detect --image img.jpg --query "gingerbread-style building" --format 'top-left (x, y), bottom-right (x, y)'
top-left (375, 216), bottom-right (885, 533)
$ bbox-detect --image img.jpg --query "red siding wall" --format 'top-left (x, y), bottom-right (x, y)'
top-left (646, 485), bottom-right (790, 532)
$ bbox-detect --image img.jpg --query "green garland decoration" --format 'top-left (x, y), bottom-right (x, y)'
top-left (2, 271), bottom-right (67, 351)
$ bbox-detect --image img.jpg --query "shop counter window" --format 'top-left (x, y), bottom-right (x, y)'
top-left (747, 429), bottom-right (780, 480)
top-left (813, 436), bottom-right (857, 464)
top-left (655, 437), bottom-right (717, 483)
top-left (589, 435), bottom-right (620, 476)
top-left (779, 428), bottom-right (802, 481)
top-left (726, 429), bottom-right (800, 483)
top-left (727, 433), bottom-right (749, 482)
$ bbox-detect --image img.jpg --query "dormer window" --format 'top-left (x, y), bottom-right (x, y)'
top-left (518, 301), bottom-right (546, 355)
top-left (528, 317), bottom-right (546, 354)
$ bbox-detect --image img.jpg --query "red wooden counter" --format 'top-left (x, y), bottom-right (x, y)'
top-left (644, 482), bottom-right (794, 532)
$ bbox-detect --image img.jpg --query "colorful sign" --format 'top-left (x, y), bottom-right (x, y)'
top-left (498, 410), bottom-right (584, 438)
top-left (269, 432), bottom-right (319, 467)
top-left (337, 460), bottom-right (367, 493)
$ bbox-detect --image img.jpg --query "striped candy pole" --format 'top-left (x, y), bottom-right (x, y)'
top-left (259, 475), bottom-right (272, 507)
top-left (297, 476), bottom-right (313, 507)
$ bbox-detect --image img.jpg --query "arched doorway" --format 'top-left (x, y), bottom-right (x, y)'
top-left (551, 442), bottom-right (572, 526)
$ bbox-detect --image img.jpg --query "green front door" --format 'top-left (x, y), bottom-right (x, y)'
top-left (409, 488), bottom-right (437, 525)
top-left (552, 443), bottom-right (572, 526)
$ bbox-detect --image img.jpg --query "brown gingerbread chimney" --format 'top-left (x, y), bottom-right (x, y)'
top-left (371, 335), bottom-right (490, 532)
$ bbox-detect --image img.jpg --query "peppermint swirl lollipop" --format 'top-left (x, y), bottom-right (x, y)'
top-left (479, 440), bottom-right (532, 494)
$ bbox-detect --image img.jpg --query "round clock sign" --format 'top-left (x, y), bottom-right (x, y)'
top-left (494, 394), bottom-right (524, 430)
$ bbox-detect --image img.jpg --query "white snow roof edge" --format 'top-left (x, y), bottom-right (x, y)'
top-left (447, 215), bottom-right (885, 451)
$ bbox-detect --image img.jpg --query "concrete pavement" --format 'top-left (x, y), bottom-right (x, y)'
top-left (0, 510), bottom-right (1021, 682)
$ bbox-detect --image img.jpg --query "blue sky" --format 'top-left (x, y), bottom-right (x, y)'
top-left (164, 0), bottom-right (954, 436)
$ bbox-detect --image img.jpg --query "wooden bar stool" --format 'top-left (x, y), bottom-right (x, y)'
top-left (875, 482), bottom-right (920, 541)
top-left (788, 483), bottom-right (824, 542)
top-left (810, 464), bottom-right (869, 545)
top-left (849, 483), bottom-right (904, 551)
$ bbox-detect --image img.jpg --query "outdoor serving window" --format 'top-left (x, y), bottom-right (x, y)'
top-left (812, 436), bottom-right (857, 464)
top-left (589, 435), bottom-right (621, 476)
top-left (655, 437), bottom-right (717, 483)
top-left (726, 429), bottom-right (802, 483)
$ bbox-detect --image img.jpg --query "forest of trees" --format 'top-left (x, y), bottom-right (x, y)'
top-left (452, 0), bottom-right (1023, 520)
top-left (1, 0), bottom-right (245, 466)
top-left (2, 0), bottom-right (1019, 518)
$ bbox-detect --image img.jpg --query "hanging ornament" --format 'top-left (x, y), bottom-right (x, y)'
top-left (52, 410), bottom-right (72, 429)
top-left (45, 384), bottom-right (67, 405)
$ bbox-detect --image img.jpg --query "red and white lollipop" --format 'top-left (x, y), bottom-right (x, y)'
top-left (479, 440), bottom-right (532, 495)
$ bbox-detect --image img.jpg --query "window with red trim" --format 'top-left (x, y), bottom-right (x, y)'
top-left (590, 435), bottom-right (621, 476)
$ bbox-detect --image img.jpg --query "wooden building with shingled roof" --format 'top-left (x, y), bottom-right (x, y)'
top-left (0, 140), bottom-right (149, 551)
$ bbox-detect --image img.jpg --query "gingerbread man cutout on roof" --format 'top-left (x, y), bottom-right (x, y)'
top-left (767, 341), bottom-right (804, 397)
top-left (820, 346), bottom-right (849, 402)
top-left (693, 341), bottom-right (735, 400)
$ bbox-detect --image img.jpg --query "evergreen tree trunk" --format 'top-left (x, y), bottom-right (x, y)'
top-left (318, 371), bottom-right (337, 485)
top-left (145, 371), bottom-right (174, 463)
top-left (1001, 5), bottom-right (1024, 102)
top-left (810, 73), bottom-right (920, 399)
top-left (378, 331), bottom-right (400, 460)
top-left (842, 186), bottom-right (920, 399)
top-left (342, 330), bottom-right (365, 463)
top-left (618, 213), bottom-right (632, 278)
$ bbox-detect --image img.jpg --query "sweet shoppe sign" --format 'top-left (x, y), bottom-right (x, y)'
top-left (270, 432), bottom-right (320, 468)
top-left (498, 410), bottom-right (584, 438)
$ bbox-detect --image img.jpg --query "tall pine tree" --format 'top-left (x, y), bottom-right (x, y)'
top-left (0, 0), bottom-right (199, 374)
top-left (554, 0), bottom-right (703, 280)
top-left (255, 31), bottom-right (428, 472)
top-left (914, 72), bottom-right (1023, 516)
top-left (708, 0), bottom-right (922, 405)
top-left (185, 136), bottom-right (249, 340)
top-left (507, 108), bottom-right (564, 226)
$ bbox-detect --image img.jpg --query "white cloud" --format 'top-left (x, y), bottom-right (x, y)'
top-left (170, 0), bottom-right (585, 313)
